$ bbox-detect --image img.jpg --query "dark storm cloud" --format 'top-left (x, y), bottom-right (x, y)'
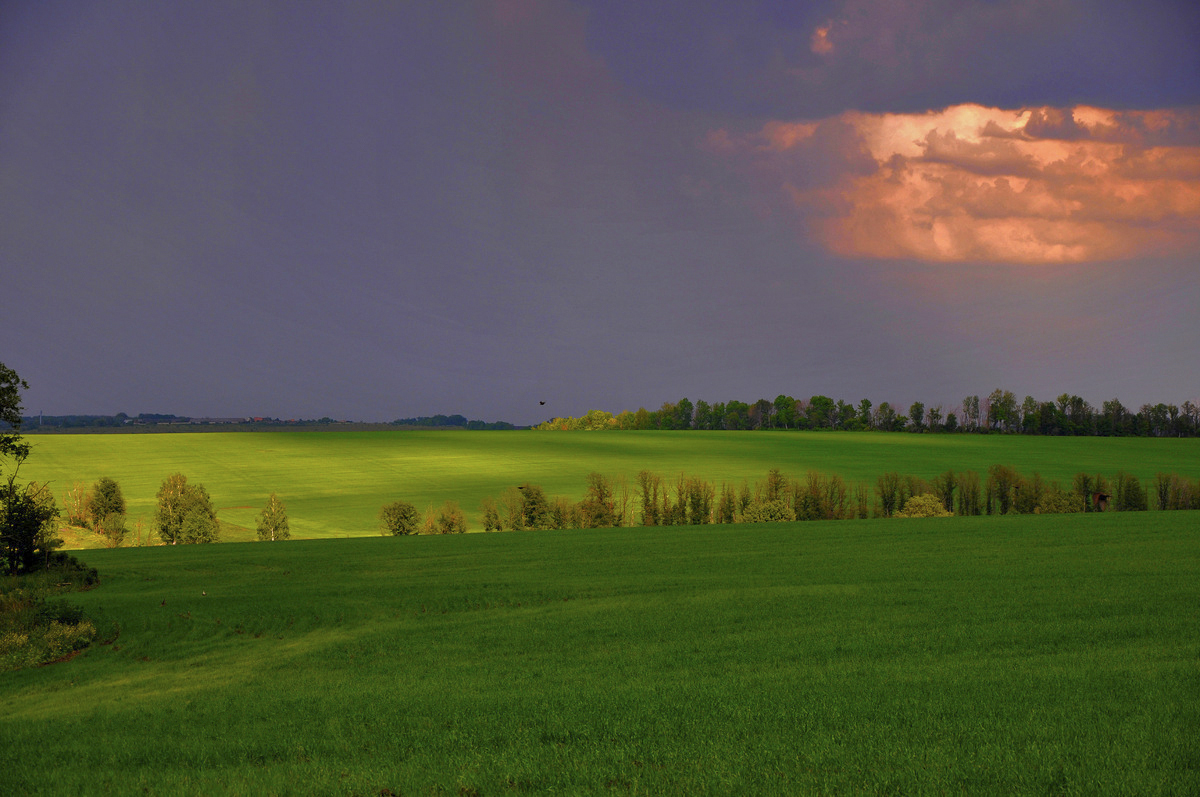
top-left (581, 0), bottom-right (1200, 116)
top-left (2, 0), bottom-right (1198, 423)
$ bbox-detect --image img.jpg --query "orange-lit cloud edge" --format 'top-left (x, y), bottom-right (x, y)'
top-left (710, 104), bottom-right (1200, 264)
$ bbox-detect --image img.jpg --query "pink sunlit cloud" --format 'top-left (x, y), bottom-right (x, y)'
top-left (714, 104), bottom-right (1200, 264)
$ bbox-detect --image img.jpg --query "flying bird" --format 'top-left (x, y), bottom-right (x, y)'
top-left (539, 401), bottom-right (545, 405)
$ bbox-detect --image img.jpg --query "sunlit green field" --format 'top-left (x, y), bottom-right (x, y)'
top-left (20, 431), bottom-right (1200, 540)
top-left (2, 512), bottom-right (1197, 794)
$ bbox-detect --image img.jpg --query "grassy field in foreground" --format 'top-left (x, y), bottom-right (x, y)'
top-left (20, 431), bottom-right (1200, 540)
top-left (2, 511), bottom-right (1198, 795)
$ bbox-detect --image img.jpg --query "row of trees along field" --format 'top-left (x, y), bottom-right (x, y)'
top-left (535, 391), bottom-right (1200, 437)
top-left (379, 466), bottom-right (1200, 536)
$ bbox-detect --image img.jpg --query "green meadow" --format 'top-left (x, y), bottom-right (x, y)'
top-left (19, 431), bottom-right (1200, 540)
top-left (2, 512), bottom-right (1198, 794)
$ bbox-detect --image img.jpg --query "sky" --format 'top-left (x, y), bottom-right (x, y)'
top-left (2, 0), bottom-right (1198, 426)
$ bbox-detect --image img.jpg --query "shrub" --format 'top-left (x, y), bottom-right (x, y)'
top-left (435, 501), bottom-right (467, 534)
top-left (98, 514), bottom-right (127, 548)
top-left (1035, 487), bottom-right (1085, 514)
top-left (742, 498), bottom-right (795, 523)
top-left (896, 493), bottom-right (953, 518)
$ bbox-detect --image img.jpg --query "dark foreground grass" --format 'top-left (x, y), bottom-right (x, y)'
top-left (2, 512), bottom-right (1198, 795)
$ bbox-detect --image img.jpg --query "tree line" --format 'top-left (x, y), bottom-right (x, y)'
top-left (377, 465), bottom-right (1200, 536)
top-left (534, 390), bottom-right (1200, 437)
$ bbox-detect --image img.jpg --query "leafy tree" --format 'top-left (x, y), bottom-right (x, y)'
top-left (518, 483), bottom-right (551, 530)
top-left (908, 402), bottom-right (925, 432)
top-left (380, 501), bottom-right (420, 535)
top-left (875, 402), bottom-right (897, 432)
top-left (180, 509), bottom-right (219, 544)
top-left (636, 470), bottom-right (662, 526)
top-left (716, 483), bottom-right (737, 523)
top-left (1, 364), bottom-right (62, 573)
top-left (835, 400), bottom-right (857, 430)
top-left (962, 395), bottom-right (981, 431)
top-left (806, 395), bottom-right (835, 429)
top-left (0, 362), bottom-right (31, 464)
top-left (773, 395), bottom-right (796, 429)
top-left (480, 497), bottom-right (502, 531)
top-left (435, 501), bottom-right (467, 534)
top-left (931, 470), bottom-right (957, 513)
top-left (256, 493), bottom-right (290, 541)
top-left (956, 470), bottom-right (982, 515)
top-left (1021, 396), bottom-right (1039, 434)
top-left (876, 472), bottom-right (900, 517)
top-left (87, 477), bottom-right (126, 528)
top-left (155, 474), bottom-right (218, 544)
top-left (723, 400), bottom-right (750, 430)
top-left (580, 472), bottom-right (618, 528)
top-left (750, 399), bottom-right (773, 430)
top-left (675, 398), bottom-right (694, 430)
top-left (1, 479), bottom-right (60, 574)
top-left (857, 398), bottom-right (873, 429)
top-left (944, 412), bottom-right (958, 433)
top-left (987, 389), bottom-right (1017, 432)
top-left (1113, 473), bottom-right (1148, 511)
top-left (985, 465), bottom-right (1021, 514)
top-left (926, 405), bottom-right (942, 432)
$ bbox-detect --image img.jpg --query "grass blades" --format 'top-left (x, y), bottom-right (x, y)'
top-left (2, 511), bottom-right (1197, 794)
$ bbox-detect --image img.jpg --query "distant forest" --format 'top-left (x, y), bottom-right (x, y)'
top-left (13, 412), bottom-right (517, 431)
top-left (535, 391), bottom-right (1200, 437)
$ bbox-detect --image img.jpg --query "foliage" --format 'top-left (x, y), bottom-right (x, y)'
top-left (61, 482), bottom-right (89, 527)
top-left (1, 553), bottom-right (99, 671)
top-left (1113, 472), bottom-right (1148, 512)
top-left (256, 493), bottom-right (290, 541)
top-left (518, 483), bottom-right (551, 530)
top-left (578, 472), bottom-right (618, 528)
top-left (0, 362), bottom-right (31, 464)
top-left (155, 474), bottom-right (218, 545)
top-left (434, 501), bottom-right (467, 534)
top-left (0, 364), bottom-right (63, 573)
top-left (1, 479), bottom-right (61, 575)
top-left (379, 501), bottom-right (420, 536)
top-left (180, 510), bottom-right (219, 544)
top-left (896, 493), bottom-right (953, 518)
top-left (87, 477), bottom-right (126, 528)
top-left (479, 497), bottom-right (502, 532)
top-left (1035, 485), bottom-right (1085, 514)
top-left (98, 513), bottom-right (127, 548)
top-left (876, 472), bottom-right (900, 517)
top-left (741, 498), bottom-right (795, 523)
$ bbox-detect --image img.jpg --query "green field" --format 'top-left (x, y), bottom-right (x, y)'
top-left (20, 431), bottom-right (1200, 540)
top-left (2, 512), bottom-right (1197, 794)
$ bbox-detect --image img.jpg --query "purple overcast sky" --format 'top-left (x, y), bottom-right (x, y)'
top-left (3, 0), bottom-right (1198, 426)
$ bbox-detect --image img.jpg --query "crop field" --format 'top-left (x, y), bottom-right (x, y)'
top-left (2, 511), bottom-right (1198, 794)
top-left (19, 431), bottom-right (1200, 540)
